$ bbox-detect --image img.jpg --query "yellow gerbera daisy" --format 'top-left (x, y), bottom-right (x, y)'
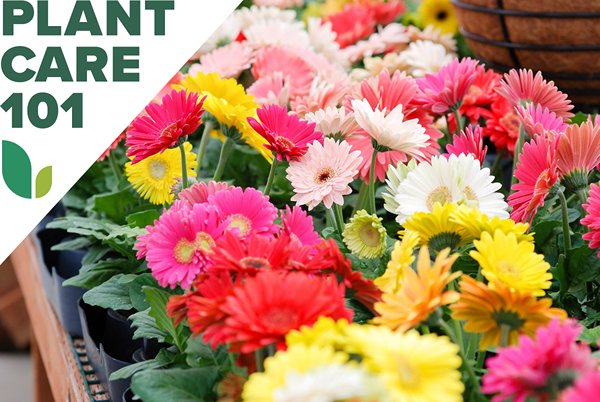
top-left (401, 202), bottom-right (473, 252)
top-left (451, 275), bottom-right (567, 350)
top-left (125, 142), bottom-right (196, 205)
top-left (450, 205), bottom-right (534, 243)
top-left (418, 0), bottom-right (459, 35)
top-left (342, 210), bottom-right (387, 259)
top-left (374, 231), bottom-right (420, 294)
top-left (345, 325), bottom-right (464, 402)
top-left (321, 0), bottom-right (354, 16)
top-left (286, 317), bottom-right (356, 351)
top-left (174, 72), bottom-right (273, 162)
top-left (373, 246), bottom-right (461, 332)
top-left (470, 230), bottom-right (553, 296)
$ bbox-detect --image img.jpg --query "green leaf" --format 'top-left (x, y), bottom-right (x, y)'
top-left (130, 274), bottom-right (160, 311)
top-left (550, 254), bottom-right (568, 297)
top-left (579, 326), bottom-right (600, 346)
top-left (63, 268), bottom-right (122, 289)
top-left (81, 246), bottom-right (109, 266)
top-left (143, 287), bottom-right (190, 351)
top-left (82, 274), bottom-right (135, 311)
top-left (569, 111), bottom-right (591, 126)
top-left (127, 210), bottom-right (160, 228)
top-left (2, 140), bottom-right (32, 199)
top-left (131, 368), bottom-right (219, 402)
top-left (35, 165), bottom-right (52, 198)
top-left (184, 336), bottom-right (230, 373)
top-left (110, 348), bottom-right (177, 381)
top-left (130, 308), bottom-right (168, 342)
top-left (347, 298), bottom-right (374, 324)
top-left (566, 245), bottom-right (600, 291)
top-left (50, 236), bottom-right (95, 251)
top-left (92, 188), bottom-right (139, 222)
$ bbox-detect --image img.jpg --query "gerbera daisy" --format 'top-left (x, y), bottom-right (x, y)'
top-left (244, 19), bottom-right (311, 49)
top-left (304, 106), bottom-right (359, 140)
top-left (142, 202), bottom-right (230, 289)
top-left (393, 153), bottom-right (508, 224)
top-left (560, 371), bottom-right (600, 402)
top-left (286, 316), bottom-right (356, 351)
top-left (557, 121), bottom-right (600, 194)
top-left (126, 90), bottom-right (205, 164)
top-left (450, 205), bottom-right (534, 243)
top-left (346, 325), bottom-right (464, 401)
top-left (286, 138), bottom-right (362, 210)
top-left (247, 104), bottom-right (323, 162)
top-left (445, 124), bottom-right (487, 164)
top-left (236, 5), bottom-right (296, 28)
top-left (451, 275), bottom-right (567, 350)
top-left (417, 0), bottom-right (459, 35)
top-left (252, 0), bottom-right (303, 8)
top-left (188, 42), bottom-right (255, 80)
top-left (291, 72), bottom-right (353, 119)
top-left (125, 142), bottom-right (197, 205)
top-left (207, 186), bottom-right (279, 239)
top-left (364, 0), bottom-right (405, 25)
top-left (306, 18), bottom-right (347, 68)
top-left (97, 133), bottom-right (126, 162)
top-left (496, 69), bottom-right (574, 120)
top-left (483, 96), bottom-right (521, 155)
top-left (482, 319), bottom-right (597, 402)
top-left (471, 230), bottom-right (552, 296)
top-left (281, 205), bottom-right (320, 251)
top-left (382, 159), bottom-right (418, 214)
top-left (342, 210), bottom-right (387, 259)
top-left (399, 40), bottom-right (454, 78)
top-left (516, 102), bottom-right (568, 138)
top-left (407, 25), bottom-right (457, 53)
top-left (362, 52), bottom-right (407, 78)
top-left (325, 5), bottom-right (376, 49)
top-left (195, 12), bottom-right (242, 56)
top-left (508, 133), bottom-right (559, 224)
top-left (582, 183), bottom-right (600, 256)
top-left (247, 72), bottom-right (291, 107)
top-left (402, 202), bottom-right (473, 251)
top-left (374, 231), bottom-right (420, 294)
top-left (177, 181), bottom-right (232, 205)
top-left (373, 246), bottom-right (461, 332)
top-left (221, 271), bottom-right (353, 353)
top-left (415, 57), bottom-right (481, 114)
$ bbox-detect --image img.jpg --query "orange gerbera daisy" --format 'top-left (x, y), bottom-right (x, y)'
top-left (556, 121), bottom-right (600, 194)
top-left (451, 275), bottom-right (567, 350)
top-left (373, 246), bottom-right (461, 332)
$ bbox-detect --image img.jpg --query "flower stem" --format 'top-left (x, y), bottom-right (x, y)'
top-left (255, 347), bottom-right (266, 372)
top-left (328, 207), bottom-right (344, 235)
top-left (453, 108), bottom-right (464, 138)
top-left (334, 203), bottom-right (345, 233)
top-left (266, 343), bottom-right (277, 357)
top-left (368, 149), bottom-right (378, 214)
top-left (264, 158), bottom-right (279, 196)
top-left (558, 189), bottom-right (572, 252)
top-left (490, 148), bottom-right (506, 181)
top-left (179, 143), bottom-right (188, 190)
top-left (213, 138), bottom-right (234, 181)
top-left (510, 123), bottom-right (525, 191)
top-left (108, 150), bottom-right (122, 184)
top-left (499, 324), bottom-right (510, 348)
top-left (352, 181), bottom-right (368, 216)
top-left (576, 187), bottom-right (588, 206)
top-left (194, 121), bottom-right (213, 174)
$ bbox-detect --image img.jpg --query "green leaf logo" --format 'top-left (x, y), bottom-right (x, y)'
top-left (2, 141), bottom-right (52, 199)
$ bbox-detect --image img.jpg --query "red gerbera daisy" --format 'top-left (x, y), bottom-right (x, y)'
top-left (221, 271), bottom-right (353, 353)
top-left (247, 104), bottom-right (323, 162)
top-left (361, 0), bottom-right (405, 25)
top-left (326, 5), bottom-right (376, 49)
top-left (508, 133), bottom-right (559, 224)
top-left (483, 96), bottom-right (521, 155)
top-left (126, 89), bottom-right (205, 164)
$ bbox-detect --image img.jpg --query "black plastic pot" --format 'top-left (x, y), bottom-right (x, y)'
top-left (122, 388), bottom-right (135, 402)
top-left (142, 338), bottom-right (170, 360)
top-left (104, 309), bottom-right (142, 363)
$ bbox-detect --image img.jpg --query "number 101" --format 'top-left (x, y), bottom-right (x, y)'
top-left (1, 93), bottom-right (83, 129)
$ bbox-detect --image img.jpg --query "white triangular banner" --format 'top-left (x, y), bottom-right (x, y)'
top-left (0, 0), bottom-right (241, 264)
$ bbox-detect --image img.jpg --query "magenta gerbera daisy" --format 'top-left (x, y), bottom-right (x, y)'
top-left (496, 69), bottom-right (574, 120)
top-left (560, 371), bottom-right (600, 401)
top-left (126, 89), bottom-right (205, 164)
top-left (446, 124), bottom-right (487, 164)
top-left (142, 201), bottom-right (230, 289)
top-left (281, 205), bottom-right (320, 252)
top-left (178, 181), bottom-right (233, 206)
top-left (247, 104), bottom-right (323, 162)
top-left (207, 186), bottom-right (280, 239)
top-left (582, 183), bottom-right (600, 256)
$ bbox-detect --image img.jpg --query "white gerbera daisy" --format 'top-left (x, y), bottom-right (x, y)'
top-left (399, 40), bottom-right (454, 78)
top-left (393, 154), bottom-right (508, 224)
top-left (304, 107), bottom-right (359, 139)
top-left (351, 99), bottom-right (428, 158)
top-left (383, 159), bottom-right (418, 214)
top-left (235, 5), bottom-right (296, 29)
top-left (244, 20), bottom-right (310, 49)
top-left (307, 18), bottom-right (350, 70)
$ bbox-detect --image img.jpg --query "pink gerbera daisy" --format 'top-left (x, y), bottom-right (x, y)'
top-left (207, 186), bottom-right (280, 239)
top-left (560, 371), bottom-right (600, 402)
top-left (251, 46), bottom-right (314, 98)
top-left (178, 181), bottom-right (233, 205)
top-left (581, 183), bottom-right (600, 255)
top-left (247, 104), bottom-right (323, 162)
top-left (508, 133), bottom-right (560, 224)
top-left (556, 121), bottom-right (600, 193)
top-left (247, 72), bottom-right (291, 107)
top-left (516, 103), bottom-right (568, 138)
top-left (281, 205), bottom-right (320, 251)
top-left (415, 57), bottom-right (482, 114)
top-left (126, 90), bottom-right (205, 164)
top-left (482, 319), bottom-right (597, 402)
top-left (496, 69), bottom-right (574, 120)
top-left (325, 5), bottom-right (376, 49)
top-left (290, 71), bottom-right (353, 119)
top-left (188, 42), bottom-right (255, 79)
top-left (286, 138), bottom-right (362, 210)
top-left (143, 202), bottom-right (231, 289)
top-left (344, 69), bottom-right (443, 183)
top-left (446, 124), bottom-right (487, 164)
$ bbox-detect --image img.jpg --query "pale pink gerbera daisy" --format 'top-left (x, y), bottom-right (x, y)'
top-left (560, 371), bottom-right (600, 401)
top-left (344, 69), bottom-right (443, 183)
top-left (247, 104), bottom-right (323, 161)
top-left (290, 71), bottom-right (353, 118)
top-left (188, 42), bottom-right (255, 80)
top-left (508, 133), bottom-right (559, 224)
top-left (415, 57), bottom-right (481, 114)
top-left (582, 183), bottom-right (600, 256)
top-left (252, 46), bottom-right (314, 98)
top-left (446, 124), bottom-right (487, 164)
top-left (243, 19), bottom-right (310, 49)
top-left (247, 72), bottom-right (291, 107)
top-left (126, 90), bottom-right (205, 164)
top-left (306, 18), bottom-right (349, 69)
top-left (143, 202), bottom-right (230, 289)
top-left (556, 121), bottom-right (600, 193)
top-left (207, 186), bottom-right (280, 239)
top-left (496, 69), bottom-right (574, 120)
top-left (178, 181), bottom-right (233, 205)
top-left (516, 103), bottom-right (567, 138)
top-left (482, 319), bottom-right (597, 402)
top-left (281, 205), bottom-right (321, 251)
top-left (304, 107), bottom-right (359, 139)
top-left (287, 138), bottom-right (362, 210)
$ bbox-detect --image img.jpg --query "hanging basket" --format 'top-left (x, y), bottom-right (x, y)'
top-left (450, 0), bottom-right (600, 109)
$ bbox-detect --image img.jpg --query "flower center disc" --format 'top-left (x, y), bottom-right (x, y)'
top-left (160, 121), bottom-right (179, 138)
top-left (148, 160), bottom-right (168, 180)
top-left (240, 257), bottom-right (272, 271)
top-left (228, 213), bottom-right (252, 237)
top-left (495, 260), bottom-right (521, 282)
top-left (426, 186), bottom-right (451, 211)
top-left (173, 232), bottom-right (215, 264)
top-left (262, 307), bottom-right (298, 330)
top-left (359, 223), bottom-right (381, 247)
top-left (274, 136), bottom-right (295, 150)
top-left (314, 167), bottom-right (335, 185)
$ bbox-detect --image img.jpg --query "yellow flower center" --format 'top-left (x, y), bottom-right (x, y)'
top-left (228, 213), bottom-right (252, 237)
top-left (359, 223), bottom-right (381, 247)
top-left (315, 167), bottom-right (335, 185)
top-left (426, 186), bottom-right (451, 211)
top-left (394, 355), bottom-right (421, 389)
top-left (460, 185), bottom-right (479, 209)
top-left (160, 122), bottom-right (179, 139)
top-left (173, 232), bottom-right (215, 264)
top-left (148, 160), bottom-right (168, 180)
top-left (495, 260), bottom-right (521, 282)
top-left (274, 136), bottom-right (295, 150)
